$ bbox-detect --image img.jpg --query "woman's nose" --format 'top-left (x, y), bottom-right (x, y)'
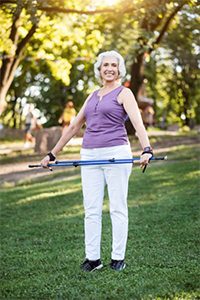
top-left (107, 65), bottom-right (113, 70)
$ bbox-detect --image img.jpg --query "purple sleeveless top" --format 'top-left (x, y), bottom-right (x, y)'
top-left (82, 86), bottom-right (128, 148)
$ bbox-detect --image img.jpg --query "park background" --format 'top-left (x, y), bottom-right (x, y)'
top-left (0, 0), bottom-right (199, 299)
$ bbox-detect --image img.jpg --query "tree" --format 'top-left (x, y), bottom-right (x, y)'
top-left (0, 2), bottom-right (106, 126)
top-left (0, 0), bottom-right (114, 115)
top-left (0, 1), bottom-right (38, 114)
top-left (147, 4), bottom-right (200, 128)
top-left (99, 0), bottom-right (197, 98)
top-left (96, 0), bottom-right (197, 132)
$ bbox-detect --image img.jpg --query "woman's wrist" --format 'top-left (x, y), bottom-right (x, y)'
top-left (143, 146), bottom-right (153, 152)
top-left (47, 152), bottom-right (56, 161)
top-left (141, 146), bottom-right (153, 156)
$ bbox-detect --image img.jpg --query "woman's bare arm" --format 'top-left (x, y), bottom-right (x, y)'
top-left (41, 94), bottom-right (91, 167)
top-left (118, 88), bottom-right (153, 168)
top-left (119, 88), bottom-right (151, 149)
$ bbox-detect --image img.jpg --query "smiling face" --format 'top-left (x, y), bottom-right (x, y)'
top-left (99, 56), bottom-right (119, 83)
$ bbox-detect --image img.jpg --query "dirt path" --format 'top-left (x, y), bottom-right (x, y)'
top-left (0, 157), bottom-right (79, 186)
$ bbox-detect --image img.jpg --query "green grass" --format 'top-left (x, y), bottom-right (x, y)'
top-left (0, 145), bottom-right (200, 299)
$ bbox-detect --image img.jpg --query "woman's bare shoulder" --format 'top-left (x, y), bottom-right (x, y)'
top-left (121, 87), bottom-right (134, 96)
top-left (118, 87), bottom-right (135, 104)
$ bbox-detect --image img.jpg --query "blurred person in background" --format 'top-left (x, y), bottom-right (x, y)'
top-left (24, 104), bottom-right (36, 148)
top-left (58, 100), bottom-right (77, 132)
top-left (24, 104), bottom-right (42, 148)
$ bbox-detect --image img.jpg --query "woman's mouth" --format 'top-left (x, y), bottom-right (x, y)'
top-left (104, 72), bottom-right (115, 75)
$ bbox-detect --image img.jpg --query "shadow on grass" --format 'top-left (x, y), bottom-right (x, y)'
top-left (0, 151), bottom-right (200, 299)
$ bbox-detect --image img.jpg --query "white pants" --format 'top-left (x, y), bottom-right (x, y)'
top-left (81, 145), bottom-right (132, 260)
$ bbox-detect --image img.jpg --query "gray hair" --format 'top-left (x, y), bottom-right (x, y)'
top-left (94, 50), bottom-right (126, 81)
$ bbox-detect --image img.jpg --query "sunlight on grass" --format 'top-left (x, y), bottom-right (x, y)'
top-left (128, 198), bottom-right (159, 207)
top-left (158, 181), bottom-right (177, 188)
top-left (185, 169), bottom-right (200, 179)
top-left (158, 144), bottom-right (199, 159)
top-left (16, 186), bottom-right (81, 205)
top-left (160, 291), bottom-right (200, 300)
top-left (54, 204), bottom-right (84, 218)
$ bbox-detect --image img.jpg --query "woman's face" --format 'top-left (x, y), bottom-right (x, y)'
top-left (100, 56), bottom-right (119, 83)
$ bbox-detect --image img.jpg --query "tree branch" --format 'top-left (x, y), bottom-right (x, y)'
top-left (1, 23), bottom-right (37, 100)
top-left (9, 6), bottom-right (22, 43)
top-left (1, 5), bottom-right (23, 86)
top-left (38, 6), bottom-right (115, 15)
top-left (151, 0), bottom-right (188, 50)
top-left (0, 0), bottom-right (137, 15)
top-left (16, 23), bottom-right (37, 56)
top-left (7, 23), bottom-right (37, 81)
top-left (0, 0), bottom-right (16, 4)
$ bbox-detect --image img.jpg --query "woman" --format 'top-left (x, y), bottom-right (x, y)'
top-left (41, 50), bottom-right (153, 272)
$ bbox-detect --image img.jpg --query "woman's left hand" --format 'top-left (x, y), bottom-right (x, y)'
top-left (140, 153), bottom-right (153, 170)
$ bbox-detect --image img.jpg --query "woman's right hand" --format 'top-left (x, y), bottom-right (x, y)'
top-left (41, 155), bottom-right (51, 170)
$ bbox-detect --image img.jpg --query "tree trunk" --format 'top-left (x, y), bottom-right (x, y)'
top-left (0, 86), bottom-right (8, 115)
top-left (34, 127), bottom-right (62, 153)
top-left (0, 55), bottom-right (22, 115)
top-left (125, 52), bottom-right (145, 134)
top-left (0, 14), bottom-right (37, 115)
top-left (130, 52), bottom-right (145, 99)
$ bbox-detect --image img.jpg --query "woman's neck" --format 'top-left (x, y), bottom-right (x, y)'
top-left (102, 81), bottom-right (121, 90)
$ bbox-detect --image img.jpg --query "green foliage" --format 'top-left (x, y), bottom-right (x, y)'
top-left (0, 1), bottom-right (105, 126)
top-left (0, 11), bottom-right (13, 59)
top-left (0, 145), bottom-right (200, 299)
top-left (0, 0), bottom-right (199, 128)
top-left (145, 4), bottom-right (200, 128)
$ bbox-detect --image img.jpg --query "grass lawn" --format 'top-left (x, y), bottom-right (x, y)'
top-left (0, 145), bottom-right (200, 299)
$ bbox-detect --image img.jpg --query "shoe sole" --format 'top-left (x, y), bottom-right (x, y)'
top-left (110, 263), bottom-right (126, 271)
top-left (121, 263), bottom-right (126, 270)
top-left (91, 263), bottom-right (103, 272)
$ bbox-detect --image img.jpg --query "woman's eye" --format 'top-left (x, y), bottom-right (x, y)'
top-left (102, 63), bottom-right (117, 67)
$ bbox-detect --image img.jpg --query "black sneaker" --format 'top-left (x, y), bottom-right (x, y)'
top-left (110, 259), bottom-right (126, 271)
top-left (81, 259), bottom-right (103, 272)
